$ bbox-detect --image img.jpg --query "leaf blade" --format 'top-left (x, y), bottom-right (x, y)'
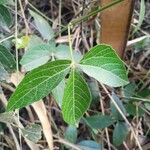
top-left (20, 44), bottom-right (52, 71)
top-left (62, 70), bottom-right (91, 125)
top-left (21, 124), bottom-right (42, 143)
top-left (7, 60), bottom-right (71, 111)
top-left (0, 5), bottom-right (12, 27)
top-left (79, 44), bottom-right (128, 87)
top-left (0, 45), bottom-right (16, 72)
top-left (84, 115), bottom-right (115, 129)
top-left (29, 10), bottom-right (54, 40)
top-left (113, 122), bottom-right (129, 146)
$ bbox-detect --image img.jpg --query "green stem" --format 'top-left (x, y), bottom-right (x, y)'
top-left (55, 0), bottom-right (124, 37)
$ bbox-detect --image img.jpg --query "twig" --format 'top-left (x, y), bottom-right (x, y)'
top-left (14, 0), bottom-right (22, 148)
top-left (100, 94), bottom-right (111, 150)
top-left (100, 83), bottom-right (143, 150)
top-left (0, 35), bottom-right (14, 43)
top-left (54, 136), bottom-right (82, 150)
top-left (56, 0), bottom-right (124, 37)
top-left (58, 0), bottom-right (62, 37)
top-left (18, 0), bottom-right (31, 34)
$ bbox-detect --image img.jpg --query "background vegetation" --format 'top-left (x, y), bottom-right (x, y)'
top-left (0, 0), bottom-right (149, 149)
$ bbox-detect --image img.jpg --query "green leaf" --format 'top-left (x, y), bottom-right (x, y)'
top-left (29, 10), bottom-right (54, 40)
top-left (0, 112), bottom-right (15, 124)
top-left (65, 125), bottom-right (77, 144)
top-left (113, 122), bottom-right (129, 146)
top-left (20, 44), bottom-right (53, 71)
top-left (21, 124), bottom-right (42, 143)
top-left (79, 44), bottom-right (128, 87)
top-left (88, 80), bottom-right (100, 103)
top-left (62, 69), bottom-right (91, 125)
top-left (55, 44), bottom-right (82, 62)
top-left (137, 89), bottom-right (150, 98)
top-left (77, 140), bottom-right (102, 150)
top-left (111, 93), bottom-right (127, 121)
top-left (84, 115), bottom-right (115, 129)
top-left (132, 0), bottom-right (145, 34)
top-left (27, 35), bottom-right (43, 49)
top-left (55, 44), bottom-right (70, 59)
top-left (0, 64), bottom-right (9, 81)
top-left (0, 86), bottom-right (2, 94)
top-left (122, 83), bottom-right (137, 99)
top-left (125, 103), bottom-right (144, 117)
top-left (134, 37), bottom-right (150, 53)
top-left (0, 45), bottom-right (16, 72)
top-left (7, 60), bottom-right (71, 111)
top-left (0, 0), bottom-right (14, 5)
top-left (0, 5), bottom-right (12, 27)
top-left (145, 103), bottom-right (150, 111)
top-left (52, 80), bottom-right (65, 108)
top-left (0, 147), bottom-right (4, 150)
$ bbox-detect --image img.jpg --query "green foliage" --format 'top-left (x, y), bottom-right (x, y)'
top-left (79, 44), bottom-right (128, 87)
top-left (7, 60), bottom-right (71, 111)
top-left (62, 69), bottom-right (91, 125)
top-left (20, 37), bottom-right (82, 71)
top-left (123, 83), bottom-right (137, 99)
top-left (111, 93), bottom-right (127, 121)
top-left (0, 0), bottom-right (14, 5)
top-left (52, 80), bottom-right (65, 108)
top-left (21, 124), bottom-right (42, 143)
top-left (0, 112), bottom-right (15, 124)
top-left (132, 0), bottom-right (145, 34)
top-left (1, 1), bottom-right (148, 149)
top-left (55, 44), bottom-right (82, 62)
top-left (113, 122), bottom-right (129, 146)
top-left (0, 45), bottom-right (16, 72)
top-left (7, 43), bottom-right (128, 125)
top-left (77, 140), bottom-right (102, 150)
top-left (20, 44), bottom-right (53, 71)
top-left (145, 103), bottom-right (150, 111)
top-left (0, 4), bottom-right (13, 31)
top-left (0, 64), bottom-right (9, 81)
top-left (29, 10), bottom-right (54, 40)
top-left (84, 115), bottom-right (115, 129)
top-left (125, 103), bottom-right (144, 117)
top-left (64, 125), bottom-right (77, 144)
top-left (87, 80), bottom-right (100, 103)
